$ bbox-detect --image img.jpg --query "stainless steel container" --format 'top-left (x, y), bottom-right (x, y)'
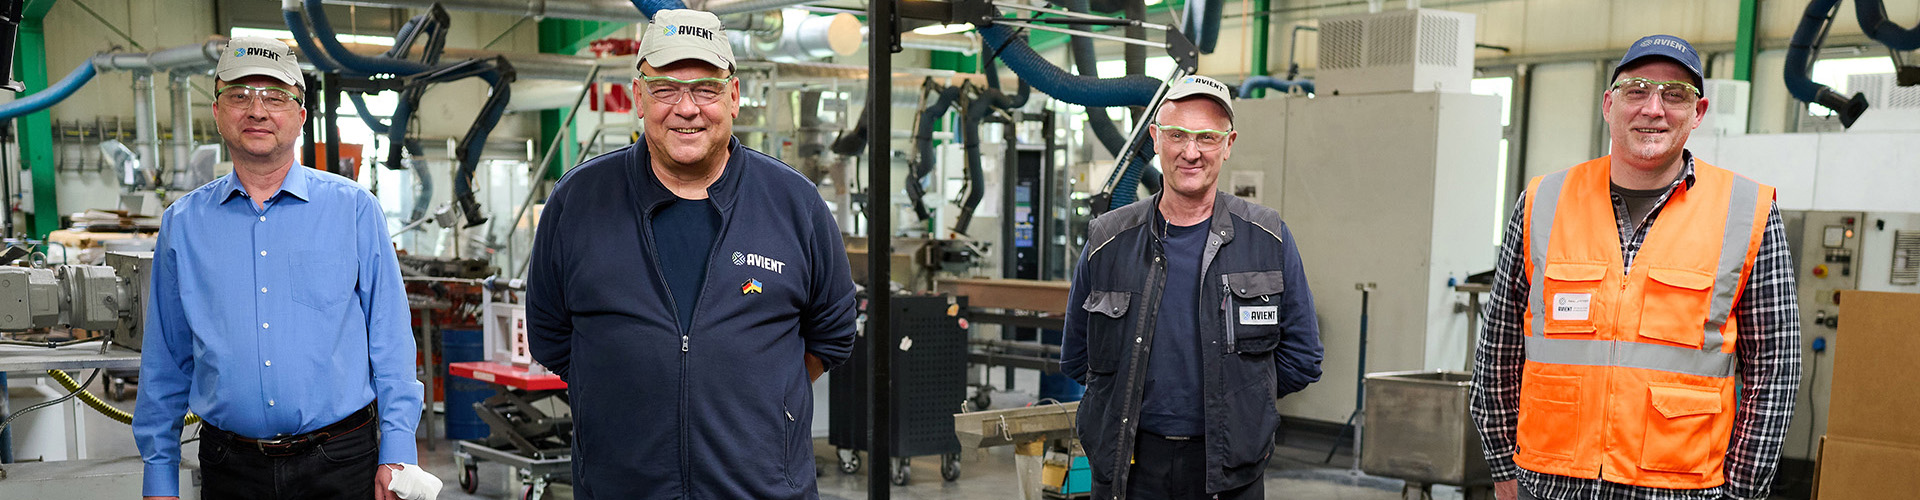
top-left (1360, 370), bottom-right (1493, 486)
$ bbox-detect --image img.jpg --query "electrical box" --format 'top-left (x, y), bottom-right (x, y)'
top-left (1698, 78), bottom-right (1750, 137)
top-left (1315, 8), bottom-right (1475, 96)
top-left (1781, 211), bottom-right (1920, 460)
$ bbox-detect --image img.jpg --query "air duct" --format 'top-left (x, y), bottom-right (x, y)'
top-left (1238, 76), bottom-right (1313, 97)
top-left (0, 62), bottom-right (94, 121)
top-left (909, 84), bottom-right (963, 222)
top-left (1784, 0), bottom-right (1868, 127)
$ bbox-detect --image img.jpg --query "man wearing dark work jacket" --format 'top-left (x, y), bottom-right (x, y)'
top-left (1062, 75), bottom-right (1324, 500)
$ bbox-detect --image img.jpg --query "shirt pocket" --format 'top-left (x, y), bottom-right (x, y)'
top-left (1541, 262), bottom-right (1607, 335)
top-left (1080, 290), bottom-right (1132, 374)
top-left (1640, 267), bottom-right (1715, 348)
top-left (291, 250), bottom-right (357, 312)
top-left (1222, 270), bottom-right (1285, 354)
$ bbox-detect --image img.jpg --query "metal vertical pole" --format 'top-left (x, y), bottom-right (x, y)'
top-left (303, 73), bottom-right (319, 169)
top-left (324, 72), bottom-right (342, 177)
top-left (866, 0), bottom-right (897, 495)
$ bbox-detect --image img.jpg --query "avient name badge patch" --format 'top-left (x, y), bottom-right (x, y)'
top-left (1553, 293), bottom-right (1591, 321)
top-left (1239, 306), bottom-right (1279, 325)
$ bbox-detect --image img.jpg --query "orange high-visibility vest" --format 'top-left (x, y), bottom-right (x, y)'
top-left (1515, 156), bottom-right (1772, 489)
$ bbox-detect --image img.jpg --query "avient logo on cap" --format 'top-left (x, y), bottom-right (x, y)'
top-left (1639, 37), bottom-right (1691, 55)
top-left (236, 46), bottom-right (283, 61)
top-left (662, 24), bottom-right (717, 40)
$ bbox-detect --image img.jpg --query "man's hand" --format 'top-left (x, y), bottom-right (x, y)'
top-left (806, 353), bottom-right (825, 382)
top-left (375, 463), bottom-right (401, 500)
top-left (1495, 479), bottom-right (1518, 500)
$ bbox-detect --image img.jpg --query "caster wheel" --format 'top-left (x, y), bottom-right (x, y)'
top-left (460, 463), bottom-right (478, 494)
top-left (971, 390), bottom-right (992, 410)
top-left (838, 449), bottom-right (861, 474)
top-left (523, 484), bottom-right (534, 500)
top-left (940, 453), bottom-right (961, 482)
top-left (891, 457), bottom-right (911, 486)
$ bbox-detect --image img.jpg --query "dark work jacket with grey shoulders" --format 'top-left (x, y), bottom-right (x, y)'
top-left (1060, 191), bottom-right (1324, 498)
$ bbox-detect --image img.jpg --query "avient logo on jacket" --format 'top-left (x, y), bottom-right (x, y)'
top-left (732, 251), bottom-right (786, 274)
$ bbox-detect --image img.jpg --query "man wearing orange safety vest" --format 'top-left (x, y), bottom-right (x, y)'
top-left (1470, 34), bottom-right (1802, 500)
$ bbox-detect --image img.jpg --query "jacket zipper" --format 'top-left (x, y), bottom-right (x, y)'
top-left (1221, 275), bottom-right (1236, 353)
top-left (639, 214), bottom-right (693, 494)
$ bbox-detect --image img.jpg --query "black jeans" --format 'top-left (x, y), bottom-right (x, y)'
top-left (198, 413), bottom-right (378, 500)
top-left (1114, 432), bottom-right (1263, 500)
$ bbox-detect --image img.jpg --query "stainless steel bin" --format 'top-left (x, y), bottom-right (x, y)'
top-left (1360, 370), bottom-right (1493, 487)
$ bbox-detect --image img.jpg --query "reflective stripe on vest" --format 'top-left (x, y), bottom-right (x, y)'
top-left (1524, 170), bottom-right (1760, 378)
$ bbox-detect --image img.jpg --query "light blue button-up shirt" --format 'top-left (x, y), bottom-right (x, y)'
top-left (133, 164), bottom-right (422, 496)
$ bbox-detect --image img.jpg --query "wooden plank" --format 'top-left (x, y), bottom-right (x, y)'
top-left (937, 278), bottom-right (1071, 314)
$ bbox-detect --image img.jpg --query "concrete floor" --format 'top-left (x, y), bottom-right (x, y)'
top-left (15, 368), bottom-right (1800, 500)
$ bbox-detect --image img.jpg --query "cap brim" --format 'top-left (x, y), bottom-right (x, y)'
top-left (637, 47), bottom-right (734, 72)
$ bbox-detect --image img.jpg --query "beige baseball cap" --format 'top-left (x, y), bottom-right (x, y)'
top-left (637, 9), bottom-right (736, 73)
top-left (217, 37), bottom-right (303, 89)
top-left (1162, 75), bottom-right (1235, 123)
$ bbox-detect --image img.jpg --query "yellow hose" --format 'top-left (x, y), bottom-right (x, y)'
top-left (46, 369), bottom-right (200, 426)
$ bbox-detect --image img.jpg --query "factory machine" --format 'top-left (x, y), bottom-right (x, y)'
top-left (1780, 211), bottom-right (1920, 464)
top-left (0, 250), bottom-right (188, 497)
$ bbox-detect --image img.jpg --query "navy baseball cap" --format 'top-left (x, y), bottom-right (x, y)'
top-left (1613, 34), bottom-right (1704, 87)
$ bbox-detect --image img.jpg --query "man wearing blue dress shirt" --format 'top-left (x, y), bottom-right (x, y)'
top-left (132, 36), bottom-right (422, 500)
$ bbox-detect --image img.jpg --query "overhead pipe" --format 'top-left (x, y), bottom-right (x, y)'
top-left (1784, 0), bottom-right (1867, 127)
top-left (0, 62), bottom-right (94, 121)
top-left (1857, 0), bottom-right (1920, 50)
top-left (1, 38), bottom-right (231, 124)
top-left (286, 6), bottom-right (434, 221)
top-left (1238, 75), bottom-right (1313, 97)
top-left (132, 73), bottom-right (160, 190)
top-left (89, 40), bottom-right (225, 73)
top-left (169, 73), bottom-right (195, 189)
top-left (899, 31), bottom-right (982, 55)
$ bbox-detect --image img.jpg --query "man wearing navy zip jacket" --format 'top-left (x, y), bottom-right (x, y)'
top-left (1062, 75), bottom-right (1323, 500)
top-left (525, 10), bottom-right (857, 499)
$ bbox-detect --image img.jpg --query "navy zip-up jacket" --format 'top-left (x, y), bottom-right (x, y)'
top-left (1061, 192), bottom-right (1323, 497)
top-left (527, 139), bottom-right (858, 499)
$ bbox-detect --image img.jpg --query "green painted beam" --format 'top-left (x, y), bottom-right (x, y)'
top-left (537, 18), bottom-right (626, 179)
top-left (1249, 0), bottom-right (1270, 96)
top-left (19, 0), bottom-right (59, 238)
top-left (1733, 0), bottom-right (1757, 81)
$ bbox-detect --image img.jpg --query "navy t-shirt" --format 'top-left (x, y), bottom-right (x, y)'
top-left (1139, 215), bottom-right (1209, 437)
top-left (652, 197), bottom-right (722, 333)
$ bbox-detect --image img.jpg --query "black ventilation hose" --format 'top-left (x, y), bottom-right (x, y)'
top-left (909, 85), bottom-right (963, 222)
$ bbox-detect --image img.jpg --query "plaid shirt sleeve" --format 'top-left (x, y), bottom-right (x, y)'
top-left (1724, 203), bottom-right (1803, 500)
top-left (1471, 198), bottom-right (1530, 482)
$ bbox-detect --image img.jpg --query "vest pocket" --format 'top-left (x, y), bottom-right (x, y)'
top-left (1640, 382), bottom-right (1724, 473)
top-left (1517, 370), bottom-right (1581, 459)
top-left (1542, 263), bottom-right (1606, 334)
top-left (1641, 267), bottom-right (1716, 348)
top-left (1081, 290), bottom-right (1132, 374)
top-left (1223, 271), bottom-right (1286, 353)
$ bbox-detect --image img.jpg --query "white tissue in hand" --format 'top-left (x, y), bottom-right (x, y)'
top-left (386, 463), bottom-right (444, 500)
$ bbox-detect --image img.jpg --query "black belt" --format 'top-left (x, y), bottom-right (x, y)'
top-left (1142, 430), bottom-right (1202, 442)
top-left (204, 404), bottom-right (376, 457)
